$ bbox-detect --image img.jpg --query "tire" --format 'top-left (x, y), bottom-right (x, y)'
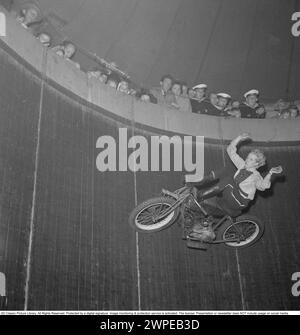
top-left (128, 197), bottom-right (180, 233)
top-left (217, 215), bottom-right (264, 249)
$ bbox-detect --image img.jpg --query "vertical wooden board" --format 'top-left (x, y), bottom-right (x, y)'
top-left (27, 85), bottom-right (138, 310)
top-left (0, 45), bottom-right (40, 309)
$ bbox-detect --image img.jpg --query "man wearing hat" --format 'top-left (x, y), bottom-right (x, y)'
top-left (216, 93), bottom-right (232, 116)
top-left (190, 83), bottom-right (210, 114)
top-left (239, 89), bottom-right (266, 119)
top-left (200, 92), bottom-right (232, 116)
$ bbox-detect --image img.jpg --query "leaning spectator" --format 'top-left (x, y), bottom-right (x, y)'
top-left (99, 71), bottom-right (109, 84)
top-left (117, 80), bottom-right (130, 94)
top-left (136, 88), bottom-right (157, 104)
top-left (52, 41), bottom-right (80, 70)
top-left (129, 88), bottom-right (137, 96)
top-left (87, 67), bottom-right (102, 80)
top-left (150, 74), bottom-right (175, 106)
top-left (239, 89), bottom-right (266, 118)
top-left (171, 81), bottom-right (192, 113)
top-left (106, 73), bottom-right (120, 89)
top-left (15, 2), bottom-right (42, 30)
top-left (63, 41), bottom-right (77, 59)
top-left (36, 32), bottom-right (51, 47)
top-left (55, 48), bottom-right (65, 57)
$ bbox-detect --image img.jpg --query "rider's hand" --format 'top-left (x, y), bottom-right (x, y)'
top-left (269, 166), bottom-right (283, 175)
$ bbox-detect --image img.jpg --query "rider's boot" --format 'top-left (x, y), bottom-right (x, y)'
top-left (197, 185), bottom-right (222, 201)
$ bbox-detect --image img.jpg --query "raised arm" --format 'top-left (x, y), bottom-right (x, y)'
top-left (226, 133), bottom-right (251, 169)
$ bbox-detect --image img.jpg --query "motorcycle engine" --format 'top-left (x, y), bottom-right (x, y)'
top-left (191, 223), bottom-right (216, 242)
top-left (197, 228), bottom-right (216, 242)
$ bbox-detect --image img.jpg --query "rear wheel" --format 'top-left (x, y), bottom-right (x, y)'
top-left (128, 197), bottom-right (180, 233)
top-left (218, 215), bottom-right (264, 249)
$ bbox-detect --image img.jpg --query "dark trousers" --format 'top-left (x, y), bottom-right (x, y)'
top-left (200, 167), bottom-right (250, 217)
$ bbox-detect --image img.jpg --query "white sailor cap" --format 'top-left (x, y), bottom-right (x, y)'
top-left (244, 89), bottom-right (259, 98)
top-left (217, 93), bottom-right (231, 99)
top-left (193, 83), bottom-right (208, 90)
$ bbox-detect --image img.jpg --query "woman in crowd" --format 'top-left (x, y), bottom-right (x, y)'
top-left (171, 81), bottom-right (192, 113)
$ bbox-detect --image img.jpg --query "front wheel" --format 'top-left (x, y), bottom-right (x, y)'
top-left (218, 215), bottom-right (264, 249)
top-left (128, 197), bottom-right (180, 233)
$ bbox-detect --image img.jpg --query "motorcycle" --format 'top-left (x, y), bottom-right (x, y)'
top-left (128, 185), bottom-right (264, 250)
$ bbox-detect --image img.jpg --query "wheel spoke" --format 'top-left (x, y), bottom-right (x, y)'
top-left (136, 203), bottom-right (172, 226)
top-left (242, 225), bottom-right (255, 237)
top-left (223, 220), bottom-right (260, 247)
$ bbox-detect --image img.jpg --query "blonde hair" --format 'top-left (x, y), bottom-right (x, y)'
top-left (250, 149), bottom-right (266, 167)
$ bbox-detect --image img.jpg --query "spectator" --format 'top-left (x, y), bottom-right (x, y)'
top-left (170, 81), bottom-right (192, 113)
top-left (190, 83), bottom-right (209, 114)
top-left (278, 104), bottom-right (300, 119)
top-left (150, 74), bottom-right (175, 106)
top-left (136, 88), bottom-right (157, 104)
top-left (200, 92), bottom-right (231, 116)
top-left (193, 84), bottom-right (207, 102)
top-left (272, 99), bottom-right (290, 118)
top-left (129, 88), bottom-right (137, 96)
top-left (15, 2), bottom-right (42, 30)
top-left (289, 104), bottom-right (299, 119)
top-left (52, 41), bottom-right (80, 70)
top-left (36, 32), bottom-right (51, 47)
top-left (232, 100), bottom-right (240, 109)
top-left (279, 110), bottom-right (291, 119)
top-left (63, 41), bottom-right (76, 59)
top-left (216, 93), bottom-right (232, 116)
top-left (55, 48), bottom-right (65, 57)
top-left (226, 100), bottom-right (241, 118)
top-left (106, 73), bottom-right (120, 89)
top-left (87, 67), bottom-right (102, 80)
top-left (239, 89), bottom-right (266, 119)
top-left (99, 71), bottom-right (109, 84)
top-left (117, 80), bottom-right (130, 94)
top-left (181, 82), bottom-right (189, 98)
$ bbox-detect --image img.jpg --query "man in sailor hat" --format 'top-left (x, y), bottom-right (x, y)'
top-left (205, 92), bottom-right (232, 116)
top-left (190, 83), bottom-right (209, 114)
top-left (239, 89), bottom-right (266, 118)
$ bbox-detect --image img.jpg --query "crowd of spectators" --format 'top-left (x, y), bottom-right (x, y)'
top-left (7, 1), bottom-right (300, 120)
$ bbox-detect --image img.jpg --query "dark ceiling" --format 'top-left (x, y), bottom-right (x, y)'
top-left (4, 0), bottom-right (300, 101)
